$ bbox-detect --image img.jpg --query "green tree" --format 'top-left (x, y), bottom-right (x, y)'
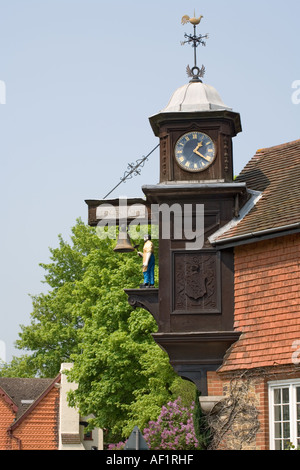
top-left (64, 227), bottom-right (176, 441)
top-left (0, 355), bottom-right (37, 377)
top-left (1, 219), bottom-right (182, 441)
top-left (3, 221), bottom-right (97, 377)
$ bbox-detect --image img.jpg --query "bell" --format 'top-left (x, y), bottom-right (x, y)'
top-left (113, 226), bottom-right (135, 253)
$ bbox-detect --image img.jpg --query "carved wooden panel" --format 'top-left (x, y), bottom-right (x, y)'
top-left (160, 134), bottom-right (170, 182)
top-left (172, 251), bottom-right (221, 314)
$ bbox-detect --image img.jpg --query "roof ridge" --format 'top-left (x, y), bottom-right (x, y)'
top-left (8, 374), bottom-right (61, 429)
top-left (255, 138), bottom-right (300, 154)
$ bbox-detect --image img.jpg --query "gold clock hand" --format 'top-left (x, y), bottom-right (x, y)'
top-left (193, 142), bottom-right (203, 153)
top-left (193, 149), bottom-right (210, 161)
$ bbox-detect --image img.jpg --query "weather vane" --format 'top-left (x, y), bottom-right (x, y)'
top-left (181, 11), bottom-right (209, 82)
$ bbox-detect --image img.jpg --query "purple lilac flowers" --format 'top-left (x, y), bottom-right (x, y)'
top-left (143, 398), bottom-right (199, 450)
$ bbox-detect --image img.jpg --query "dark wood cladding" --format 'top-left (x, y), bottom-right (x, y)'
top-left (134, 184), bottom-right (243, 393)
top-left (122, 105), bottom-right (243, 393)
top-left (141, 187), bottom-right (240, 335)
top-left (152, 331), bottom-right (241, 394)
top-left (158, 119), bottom-right (234, 183)
top-left (149, 109), bottom-right (241, 185)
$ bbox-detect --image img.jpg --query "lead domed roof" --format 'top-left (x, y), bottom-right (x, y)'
top-left (161, 80), bottom-right (232, 113)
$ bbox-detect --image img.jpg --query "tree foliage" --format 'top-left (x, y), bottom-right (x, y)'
top-left (5, 221), bottom-right (97, 377)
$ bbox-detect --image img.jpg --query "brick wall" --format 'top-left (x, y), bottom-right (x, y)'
top-left (206, 371), bottom-right (269, 450)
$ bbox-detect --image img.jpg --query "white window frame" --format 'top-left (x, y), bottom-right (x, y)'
top-left (268, 378), bottom-right (300, 450)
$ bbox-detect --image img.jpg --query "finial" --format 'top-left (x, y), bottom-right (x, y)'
top-left (181, 12), bottom-right (209, 82)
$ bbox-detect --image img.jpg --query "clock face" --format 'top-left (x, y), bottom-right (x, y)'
top-left (174, 131), bottom-right (216, 172)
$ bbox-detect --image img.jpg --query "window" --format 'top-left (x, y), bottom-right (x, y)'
top-left (84, 430), bottom-right (93, 441)
top-left (269, 379), bottom-right (300, 450)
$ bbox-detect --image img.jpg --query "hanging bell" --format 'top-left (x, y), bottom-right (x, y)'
top-left (113, 225), bottom-right (135, 253)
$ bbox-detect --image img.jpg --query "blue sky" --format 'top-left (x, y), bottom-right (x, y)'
top-left (0, 0), bottom-right (299, 361)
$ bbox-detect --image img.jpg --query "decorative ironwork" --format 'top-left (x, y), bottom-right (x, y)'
top-left (103, 143), bottom-right (160, 199)
top-left (181, 12), bottom-right (209, 82)
top-left (186, 64), bottom-right (205, 80)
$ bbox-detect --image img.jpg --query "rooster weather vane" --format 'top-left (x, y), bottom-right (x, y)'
top-left (181, 12), bottom-right (209, 82)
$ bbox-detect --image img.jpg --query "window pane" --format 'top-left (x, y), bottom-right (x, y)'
top-left (297, 404), bottom-right (300, 420)
top-left (274, 389), bottom-right (281, 404)
top-left (282, 388), bottom-right (289, 404)
top-left (297, 387), bottom-right (300, 403)
top-left (283, 440), bottom-right (290, 450)
top-left (283, 405), bottom-right (290, 421)
top-left (274, 405), bottom-right (281, 421)
top-left (275, 423), bottom-right (282, 438)
top-left (297, 421), bottom-right (300, 438)
top-left (275, 440), bottom-right (282, 450)
top-left (283, 422), bottom-right (290, 439)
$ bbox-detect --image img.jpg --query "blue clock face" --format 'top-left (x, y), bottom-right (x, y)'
top-left (174, 131), bottom-right (216, 172)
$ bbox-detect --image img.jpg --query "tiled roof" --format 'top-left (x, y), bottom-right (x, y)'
top-left (211, 139), bottom-right (300, 244)
top-left (0, 377), bottom-right (53, 419)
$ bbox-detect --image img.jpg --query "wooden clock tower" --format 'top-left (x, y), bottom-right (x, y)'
top-left (125, 16), bottom-right (247, 395)
top-left (82, 16), bottom-right (248, 396)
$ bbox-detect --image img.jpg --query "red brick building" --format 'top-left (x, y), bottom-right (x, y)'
top-left (206, 139), bottom-right (300, 450)
top-left (0, 376), bottom-right (60, 450)
top-left (0, 364), bottom-right (103, 450)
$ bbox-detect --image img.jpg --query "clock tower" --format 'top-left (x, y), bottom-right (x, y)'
top-left (125, 16), bottom-right (246, 395)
